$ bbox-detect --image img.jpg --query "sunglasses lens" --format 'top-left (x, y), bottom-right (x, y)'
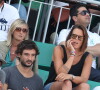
top-left (79, 10), bottom-right (90, 16)
top-left (78, 36), bottom-right (83, 41)
top-left (15, 27), bottom-right (28, 33)
top-left (15, 27), bottom-right (21, 32)
top-left (71, 34), bottom-right (77, 39)
top-left (22, 29), bottom-right (28, 32)
top-left (71, 34), bottom-right (83, 41)
top-left (81, 11), bottom-right (86, 15)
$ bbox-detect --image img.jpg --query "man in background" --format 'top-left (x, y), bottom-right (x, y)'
top-left (0, 0), bottom-right (19, 41)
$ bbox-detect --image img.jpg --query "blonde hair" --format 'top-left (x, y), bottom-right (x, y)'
top-left (6, 19), bottom-right (29, 46)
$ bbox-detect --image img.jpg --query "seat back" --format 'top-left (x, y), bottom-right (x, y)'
top-left (35, 41), bottom-right (55, 83)
top-left (35, 41), bottom-right (55, 67)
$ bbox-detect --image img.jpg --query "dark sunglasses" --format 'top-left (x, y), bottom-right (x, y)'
top-left (71, 34), bottom-right (84, 41)
top-left (78, 10), bottom-right (90, 16)
top-left (15, 27), bottom-right (28, 33)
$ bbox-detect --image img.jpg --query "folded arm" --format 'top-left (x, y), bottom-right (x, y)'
top-left (86, 44), bottom-right (100, 57)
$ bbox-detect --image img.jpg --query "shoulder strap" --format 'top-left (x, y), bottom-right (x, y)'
top-left (60, 45), bottom-right (67, 63)
top-left (79, 52), bottom-right (89, 65)
top-left (82, 52), bottom-right (89, 60)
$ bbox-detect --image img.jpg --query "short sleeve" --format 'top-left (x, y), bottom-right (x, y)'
top-left (0, 70), bottom-right (6, 84)
top-left (57, 29), bottom-right (70, 45)
top-left (88, 31), bottom-right (100, 46)
top-left (3, 67), bottom-right (11, 84)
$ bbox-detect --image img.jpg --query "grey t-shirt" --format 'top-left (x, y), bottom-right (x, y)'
top-left (3, 66), bottom-right (43, 90)
top-left (0, 69), bottom-right (6, 84)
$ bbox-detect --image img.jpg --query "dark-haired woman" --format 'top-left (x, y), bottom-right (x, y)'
top-left (44, 24), bottom-right (92, 90)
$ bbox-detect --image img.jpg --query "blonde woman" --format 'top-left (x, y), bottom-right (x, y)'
top-left (0, 19), bottom-right (29, 68)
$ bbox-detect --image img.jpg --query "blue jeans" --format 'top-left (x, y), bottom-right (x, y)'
top-left (89, 67), bottom-right (100, 82)
top-left (11, 4), bottom-right (27, 20)
top-left (44, 83), bottom-right (53, 90)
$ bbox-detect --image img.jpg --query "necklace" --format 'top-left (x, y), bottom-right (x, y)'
top-left (75, 54), bottom-right (83, 57)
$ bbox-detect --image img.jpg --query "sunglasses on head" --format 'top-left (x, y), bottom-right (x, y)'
top-left (15, 27), bottom-right (28, 33)
top-left (71, 34), bottom-right (84, 41)
top-left (78, 10), bottom-right (90, 16)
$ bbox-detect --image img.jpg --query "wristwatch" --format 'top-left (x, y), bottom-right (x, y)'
top-left (71, 74), bottom-right (75, 80)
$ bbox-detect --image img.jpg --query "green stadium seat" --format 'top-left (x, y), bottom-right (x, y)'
top-left (35, 41), bottom-right (55, 83)
top-left (35, 41), bottom-right (55, 69)
top-left (87, 80), bottom-right (100, 90)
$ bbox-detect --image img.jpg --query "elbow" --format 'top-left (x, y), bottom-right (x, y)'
top-left (82, 77), bottom-right (88, 83)
top-left (75, 77), bottom-right (88, 84)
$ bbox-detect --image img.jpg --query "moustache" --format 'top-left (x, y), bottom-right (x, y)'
top-left (26, 60), bottom-right (33, 63)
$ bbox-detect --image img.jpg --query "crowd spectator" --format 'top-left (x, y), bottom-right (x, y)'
top-left (3, 40), bottom-right (43, 90)
top-left (0, 0), bottom-right (19, 41)
top-left (44, 24), bottom-right (92, 90)
top-left (0, 19), bottom-right (29, 68)
top-left (5, 0), bottom-right (29, 20)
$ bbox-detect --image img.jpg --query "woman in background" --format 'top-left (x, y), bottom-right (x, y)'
top-left (0, 19), bottom-right (29, 68)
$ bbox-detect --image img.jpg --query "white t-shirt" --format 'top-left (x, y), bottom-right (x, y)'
top-left (0, 3), bottom-right (19, 41)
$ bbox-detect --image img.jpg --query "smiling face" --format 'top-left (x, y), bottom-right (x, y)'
top-left (70, 28), bottom-right (84, 50)
top-left (12, 24), bottom-right (28, 42)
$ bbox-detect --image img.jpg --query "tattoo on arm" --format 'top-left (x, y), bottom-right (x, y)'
top-left (63, 65), bottom-right (69, 73)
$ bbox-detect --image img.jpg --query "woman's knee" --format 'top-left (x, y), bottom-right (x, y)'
top-left (79, 83), bottom-right (90, 89)
top-left (64, 80), bottom-right (72, 86)
top-left (62, 80), bottom-right (72, 89)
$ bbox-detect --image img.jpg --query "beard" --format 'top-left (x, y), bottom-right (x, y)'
top-left (21, 60), bottom-right (33, 67)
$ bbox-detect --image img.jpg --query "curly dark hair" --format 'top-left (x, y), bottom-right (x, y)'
top-left (16, 40), bottom-right (39, 56)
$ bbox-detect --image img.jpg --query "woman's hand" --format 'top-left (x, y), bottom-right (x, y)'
top-left (55, 73), bottom-right (72, 82)
top-left (67, 39), bottom-right (75, 52)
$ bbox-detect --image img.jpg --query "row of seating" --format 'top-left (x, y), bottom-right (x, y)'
top-left (35, 41), bottom-right (100, 90)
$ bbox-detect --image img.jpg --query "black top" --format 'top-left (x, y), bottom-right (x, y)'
top-left (44, 45), bottom-right (89, 87)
